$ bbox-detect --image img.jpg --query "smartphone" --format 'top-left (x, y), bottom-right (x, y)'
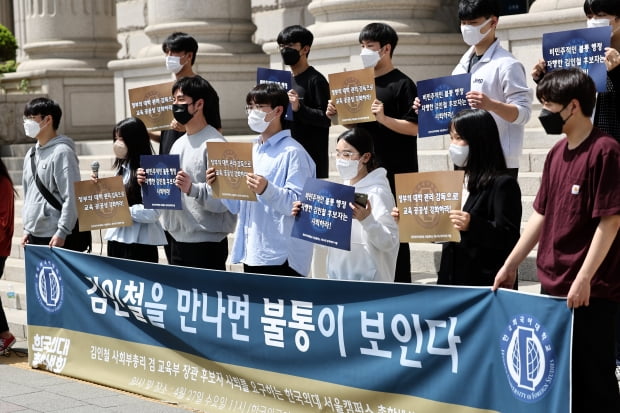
top-left (354, 192), bottom-right (368, 207)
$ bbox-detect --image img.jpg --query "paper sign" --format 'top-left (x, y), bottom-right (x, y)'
top-left (395, 171), bottom-right (464, 243)
top-left (417, 73), bottom-right (471, 137)
top-left (256, 68), bottom-right (294, 121)
top-left (74, 176), bottom-right (132, 231)
top-left (207, 141), bottom-right (256, 201)
top-left (140, 154), bottom-right (182, 210)
top-left (328, 68), bottom-right (376, 125)
top-left (291, 178), bottom-right (355, 251)
top-left (542, 26), bottom-right (611, 92)
top-left (128, 81), bottom-right (175, 131)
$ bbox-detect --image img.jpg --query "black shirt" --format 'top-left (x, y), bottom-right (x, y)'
top-left (289, 66), bottom-right (331, 178)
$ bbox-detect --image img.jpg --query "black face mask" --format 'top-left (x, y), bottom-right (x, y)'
top-left (281, 47), bottom-right (301, 66)
top-left (538, 105), bottom-right (570, 135)
top-left (172, 103), bottom-right (195, 125)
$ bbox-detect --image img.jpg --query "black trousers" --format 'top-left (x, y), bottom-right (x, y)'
top-left (107, 240), bottom-right (159, 264)
top-left (571, 298), bottom-right (620, 413)
top-left (243, 261), bottom-right (303, 277)
top-left (0, 256), bottom-right (8, 333)
top-left (169, 236), bottom-right (228, 270)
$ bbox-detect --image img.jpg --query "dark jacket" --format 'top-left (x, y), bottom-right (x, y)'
top-left (438, 175), bottom-right (521, 286)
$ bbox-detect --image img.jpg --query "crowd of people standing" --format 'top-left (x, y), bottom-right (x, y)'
top-left (1, 1), bottom-right (619, 410)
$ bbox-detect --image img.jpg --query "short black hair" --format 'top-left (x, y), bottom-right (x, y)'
top-left (536, 68), bottom-right (596, 117)
top-left (24, 97), bottom-right (62, 130)
top-left (162, 32), bottom-right (198, 65)
top-left (358, 23), bottom-right (398, 57)
top-left (172, 76), bottom-right (219, 122)
top-left (246, 83), bottom-right (290, 123)
top-left (458, 0), bottom-right (500, 20)
top-left (583, 0), bottom-right (620, 17)
top-left (450, 109), bottom-right (506, 192)
top-left (337, 128), bottom-right (379, 172)
top-left (277, 25), bottom-right (314, 48)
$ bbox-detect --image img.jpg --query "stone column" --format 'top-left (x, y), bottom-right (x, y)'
top-left (109, 0), bottom-right (268, 134)
top-left (1, 0), bottom-right (120, 142)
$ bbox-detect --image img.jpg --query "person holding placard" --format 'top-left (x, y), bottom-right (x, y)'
top-left (326, 22), bottom-right (419, 283)
top-left (493, 68), bottom-right (620, 412)
top-left (293, 128), bottom-right (398, 282)
top-left (532, 0), bottom-right (620, 142)
top-left (206, 83), bottom-right (316, 277)
top-left (415, 0), bottom-right (531, 176)
top-left (139, 76), bottom-right (236, 270)
top-left (439, 109), bottom-right (521, 287)
top-left (93, 118), bottom-right (166, 263)
top-left (277, 25), bottom-right (331, 179)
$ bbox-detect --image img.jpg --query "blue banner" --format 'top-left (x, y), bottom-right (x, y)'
top-left (25, 245), bottom-right (572, 412)
top-left (140, 154), bottom-right (181, 209)
top-left (417, 73), bottom-right (471, 138)
top-left (291, 178), bottom-right (355, 251)
top-left (257, 67), bottom-right (294, 120)
top-left (543, 26), bottom-right (611, 92)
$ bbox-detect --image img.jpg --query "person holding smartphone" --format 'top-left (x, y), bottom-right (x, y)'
top-left (293, 128), bottom-right (399, 282)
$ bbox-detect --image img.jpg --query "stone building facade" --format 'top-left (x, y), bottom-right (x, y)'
top-left (0, 0), bottom-right (584, 145)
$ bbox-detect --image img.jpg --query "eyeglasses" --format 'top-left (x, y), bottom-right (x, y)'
top-left (245, 104), bottom-right (272, 115)
top-left (334, 150), bottom-right (360, 160)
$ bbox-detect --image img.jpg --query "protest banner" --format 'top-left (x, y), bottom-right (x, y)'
top-left (291, 178), bottom-right (355, 251)
top-left (328, 68), bottom-right (376, 125)
top-left (140, 154), bottom-right (182, 210)
top-left (25, 245), bottom-right (571, 413)
top-left (128, 81), bottom-right (175, 131)
top-left (542, 26), bottom-right (611, 92)
top-left (417, 73), bottom-right (471, 137)
top-left (207, 141), bottom-right (256, 201)
top-left (74, 176), bottom-right (132, 231)
top-left (395, 171), bottom-right (464, 243)
top-left (256, 67), bottom-right (294, 120)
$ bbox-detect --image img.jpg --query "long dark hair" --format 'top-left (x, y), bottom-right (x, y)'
top-left (336, 127), bottom-right (379, 173)
top-left (0, 157), bottom-right (16, 195)
top-left (112, 118), bottom-right (153, 206)
top-left (450, 109), bottom-right (506, 193)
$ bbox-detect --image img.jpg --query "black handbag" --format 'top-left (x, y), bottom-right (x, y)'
top-left (29, 148), bottom-right (92, 252)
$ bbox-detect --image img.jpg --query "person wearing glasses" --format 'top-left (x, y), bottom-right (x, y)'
top-left (206, 83), bottom-right (316, 277)
top-left (293, 128), bottom-right (398, 281)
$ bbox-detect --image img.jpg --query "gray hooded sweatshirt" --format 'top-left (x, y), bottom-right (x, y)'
top-left (22, 135), bottom-right (81, 239)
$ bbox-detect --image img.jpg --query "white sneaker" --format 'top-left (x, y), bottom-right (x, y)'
top-left (615, 365), bottom-right (620, 382)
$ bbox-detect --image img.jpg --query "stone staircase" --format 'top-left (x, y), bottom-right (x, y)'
top-left (0, 124), bottom-right (557, 340)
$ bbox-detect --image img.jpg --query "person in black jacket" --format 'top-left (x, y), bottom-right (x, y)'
top-left (438, 108), bottom-right (521, 287)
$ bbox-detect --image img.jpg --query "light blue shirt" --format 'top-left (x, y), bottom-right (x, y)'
top-left (105, 165), bottom-right (167, 245)
top-left (223, 130), bottom-right (316, 275)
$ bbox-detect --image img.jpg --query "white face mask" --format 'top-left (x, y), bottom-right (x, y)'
top-left (247, 109), bottom-right (272, 133)
top-left (113, 140), bottom-right (128, 159)
top-left (165, 55), bottom-right (183, 74)
top-left (360, 47), bottom-right (381, 68)
top-left (449, 143), bottom-right (469, 167)
top-left (587, 17), bottom-right (611, 29)
top-left (460, 18), bottom-right (492, 46)
top-left (23, 118), bottom-right (42, 138)
top-left (336, 158), bottom-right (360, 180)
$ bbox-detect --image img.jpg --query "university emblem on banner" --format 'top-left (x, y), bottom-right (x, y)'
top-left (34, 259), bottom-right (64, 313)
top-left (500, 314), bottom-right (557, 403)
